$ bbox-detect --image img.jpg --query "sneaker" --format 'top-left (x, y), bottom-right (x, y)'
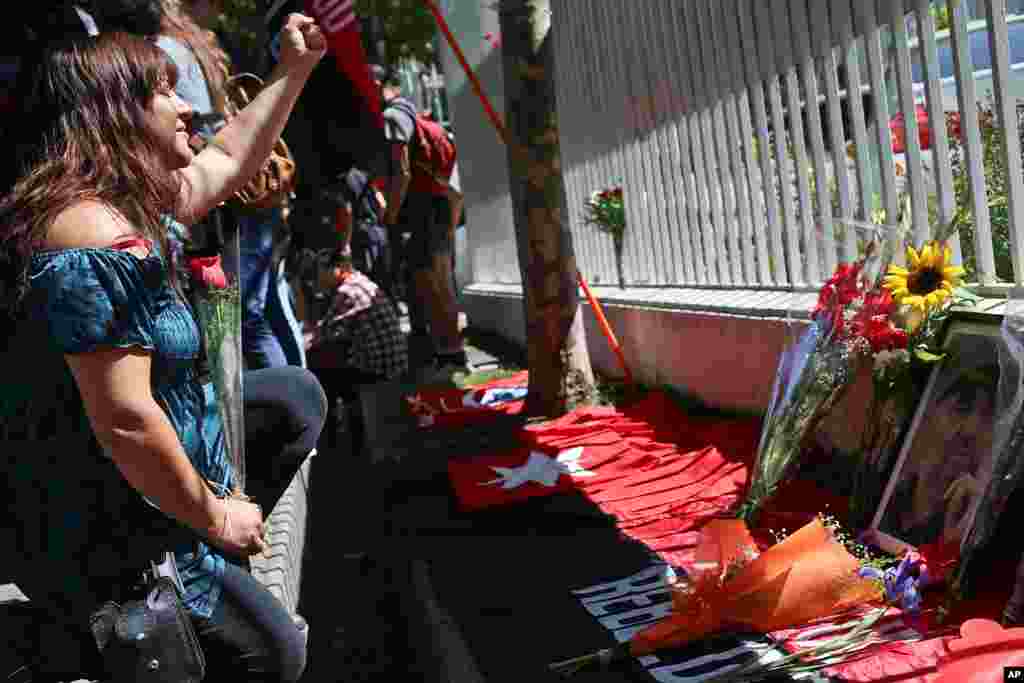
top-left (293, 614), bottom-right (310, 650)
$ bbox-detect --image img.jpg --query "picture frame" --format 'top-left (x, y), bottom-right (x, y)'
top-left (864, 316), bottom-right (1003, 558)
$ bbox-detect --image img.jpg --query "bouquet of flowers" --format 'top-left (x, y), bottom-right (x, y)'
top-left (846, 196), bottom-right (970, 513)
top-left (189, 253), bottom-right (245, 492)
top-left (738, 220), bottom-right (907, 525)
top-left (850, 226), bottom-right (971, 527)
top-left (582, 184), bottom-right (626, 288)
top-left (549, 516), bottom-right (922, 679)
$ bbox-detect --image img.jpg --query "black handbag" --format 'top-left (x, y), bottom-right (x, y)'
top-left (89, 552), bottom-right (205, 683)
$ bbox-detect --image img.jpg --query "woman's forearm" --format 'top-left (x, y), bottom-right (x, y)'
top-left (196, 60), bottom-right (316, 207)
top-left (104, 403), bottom-right (225, 539)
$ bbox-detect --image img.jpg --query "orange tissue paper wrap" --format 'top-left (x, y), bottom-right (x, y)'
top-left (629, 517), bottom-right (882, 657)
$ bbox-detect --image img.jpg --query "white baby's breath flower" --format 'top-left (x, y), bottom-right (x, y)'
top-left (873, 348), bottom-right (909, 371)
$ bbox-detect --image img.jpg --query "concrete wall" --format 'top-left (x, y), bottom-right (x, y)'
top-left (460, 285), bottom-right (794, 413)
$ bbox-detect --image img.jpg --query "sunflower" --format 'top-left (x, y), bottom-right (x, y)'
top-left (882, 241), bottom-right (965, 312)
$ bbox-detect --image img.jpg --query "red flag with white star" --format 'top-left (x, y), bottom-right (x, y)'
top-left (405, 371), bottom-right (529, 429)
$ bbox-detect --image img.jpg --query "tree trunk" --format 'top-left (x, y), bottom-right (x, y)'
top-left (499, 0), bottom-right (594, 417)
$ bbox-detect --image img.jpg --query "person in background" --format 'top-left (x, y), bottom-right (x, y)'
top-left (371, 63), bottom-right (469, 376)
top-left (338, 166), bottom-right (391, 296)
top-left (307, 190), bottom-right (408, 449)
top-left (0, 16), bottom-right (324, 681)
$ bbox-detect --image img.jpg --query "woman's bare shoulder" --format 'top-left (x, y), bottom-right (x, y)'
top-left (43, 201), bottom-right (138, 251)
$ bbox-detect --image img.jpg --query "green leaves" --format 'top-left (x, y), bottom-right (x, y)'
top-left (913, 346), bottom-right (946, 364)
top-left (354, 0), bottom-right (441, 66)
top-left (216, 0), bottom-right (262, 67)
top-left (952, 286), bottom-right (981, 305)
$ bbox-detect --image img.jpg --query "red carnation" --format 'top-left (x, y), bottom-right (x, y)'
top-left (188, 255), bottom-right (228, 290)
top-left (813, 262), bottom-right (863, 333)
top-left (849, 289), bottom-right (906, 352)
top-left (860, 289), bottom-right (895, 318)
top-left (856, 316), bottom-right (908, 353)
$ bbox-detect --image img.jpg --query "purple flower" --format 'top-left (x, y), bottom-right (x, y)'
top-left (859, 551), bottom-right (929, 615)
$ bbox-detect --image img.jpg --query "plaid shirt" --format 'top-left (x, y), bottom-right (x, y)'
top-left (320, 271), bottom-right (408, 378)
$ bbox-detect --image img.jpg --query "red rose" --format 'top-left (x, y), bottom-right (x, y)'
top-left (188, 255), bottom-right (228, 290)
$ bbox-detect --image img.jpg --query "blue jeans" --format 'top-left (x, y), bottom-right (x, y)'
top-left (238, 208), bottom-right (304, 369)
top-left (195, 562), bottom-right (307, 683)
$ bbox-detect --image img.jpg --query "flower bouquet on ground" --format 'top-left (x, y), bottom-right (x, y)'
top-left (738, 220), bottom-right (907, 525)
top-left (582, 184), bottom-right (626, 288)
top-left (550, 516), bottom-right (940, 679)
top-left (849, 222), bottom-right (974, 527)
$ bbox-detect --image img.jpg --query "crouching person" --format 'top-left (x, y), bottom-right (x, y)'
top-left (307, 238), bottom-right (409, 450)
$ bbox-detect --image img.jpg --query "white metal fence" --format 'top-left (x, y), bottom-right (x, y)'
top-left (553, 0), bottom-right (1024, 292)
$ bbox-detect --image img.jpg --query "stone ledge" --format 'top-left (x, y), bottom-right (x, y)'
top-left (250, 451), bottom-right (314, 615)
top-left (462, 281), bottom-right (1010, 320)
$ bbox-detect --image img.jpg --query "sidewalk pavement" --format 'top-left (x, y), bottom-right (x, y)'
top-left (298, 328), bottom-right (660, 683)
top-left (297, 326), bottom-right (834, 683)
top-left (296, 329), bottom-right (527, 682)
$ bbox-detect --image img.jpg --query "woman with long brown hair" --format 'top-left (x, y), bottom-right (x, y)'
top-left (0, 14), bottom-right (323, 683)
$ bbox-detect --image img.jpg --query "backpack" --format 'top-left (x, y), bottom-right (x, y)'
top-left (408, 113), bottom-right (457, 196)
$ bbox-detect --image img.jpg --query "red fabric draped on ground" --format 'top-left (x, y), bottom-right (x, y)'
top-left (448, 389), bottom-right (760, 567)
top-left (445, 381), bottom-right (1020, 681)
top-left (406, 371), bottom-right (529, 428)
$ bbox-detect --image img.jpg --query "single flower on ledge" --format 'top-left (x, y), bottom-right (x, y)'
top-left (883, 241), bottom-right (964, 312)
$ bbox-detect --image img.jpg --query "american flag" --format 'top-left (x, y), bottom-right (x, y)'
top-left (305, 0), bottom-right (358, 34)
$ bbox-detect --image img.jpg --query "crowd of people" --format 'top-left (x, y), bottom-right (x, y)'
top-left (0, 1), bottom-right (466, 681)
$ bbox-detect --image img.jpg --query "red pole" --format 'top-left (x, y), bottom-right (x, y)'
top-left (419, 1), bottom-right (633, 387)
top-left (576, 270), bottom-right (634, 386)
top-left (420, 0), bottom-right (511, 148)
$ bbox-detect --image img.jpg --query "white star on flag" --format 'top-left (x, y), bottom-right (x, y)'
top-left (479, 447), bottom-right (594, 489)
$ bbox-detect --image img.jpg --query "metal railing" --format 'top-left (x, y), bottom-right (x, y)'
top-left (552, 0), bottom-right (1024, 293)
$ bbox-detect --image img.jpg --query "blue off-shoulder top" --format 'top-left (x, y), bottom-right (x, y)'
top-left (0, 239), bottom-right (233, 621)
